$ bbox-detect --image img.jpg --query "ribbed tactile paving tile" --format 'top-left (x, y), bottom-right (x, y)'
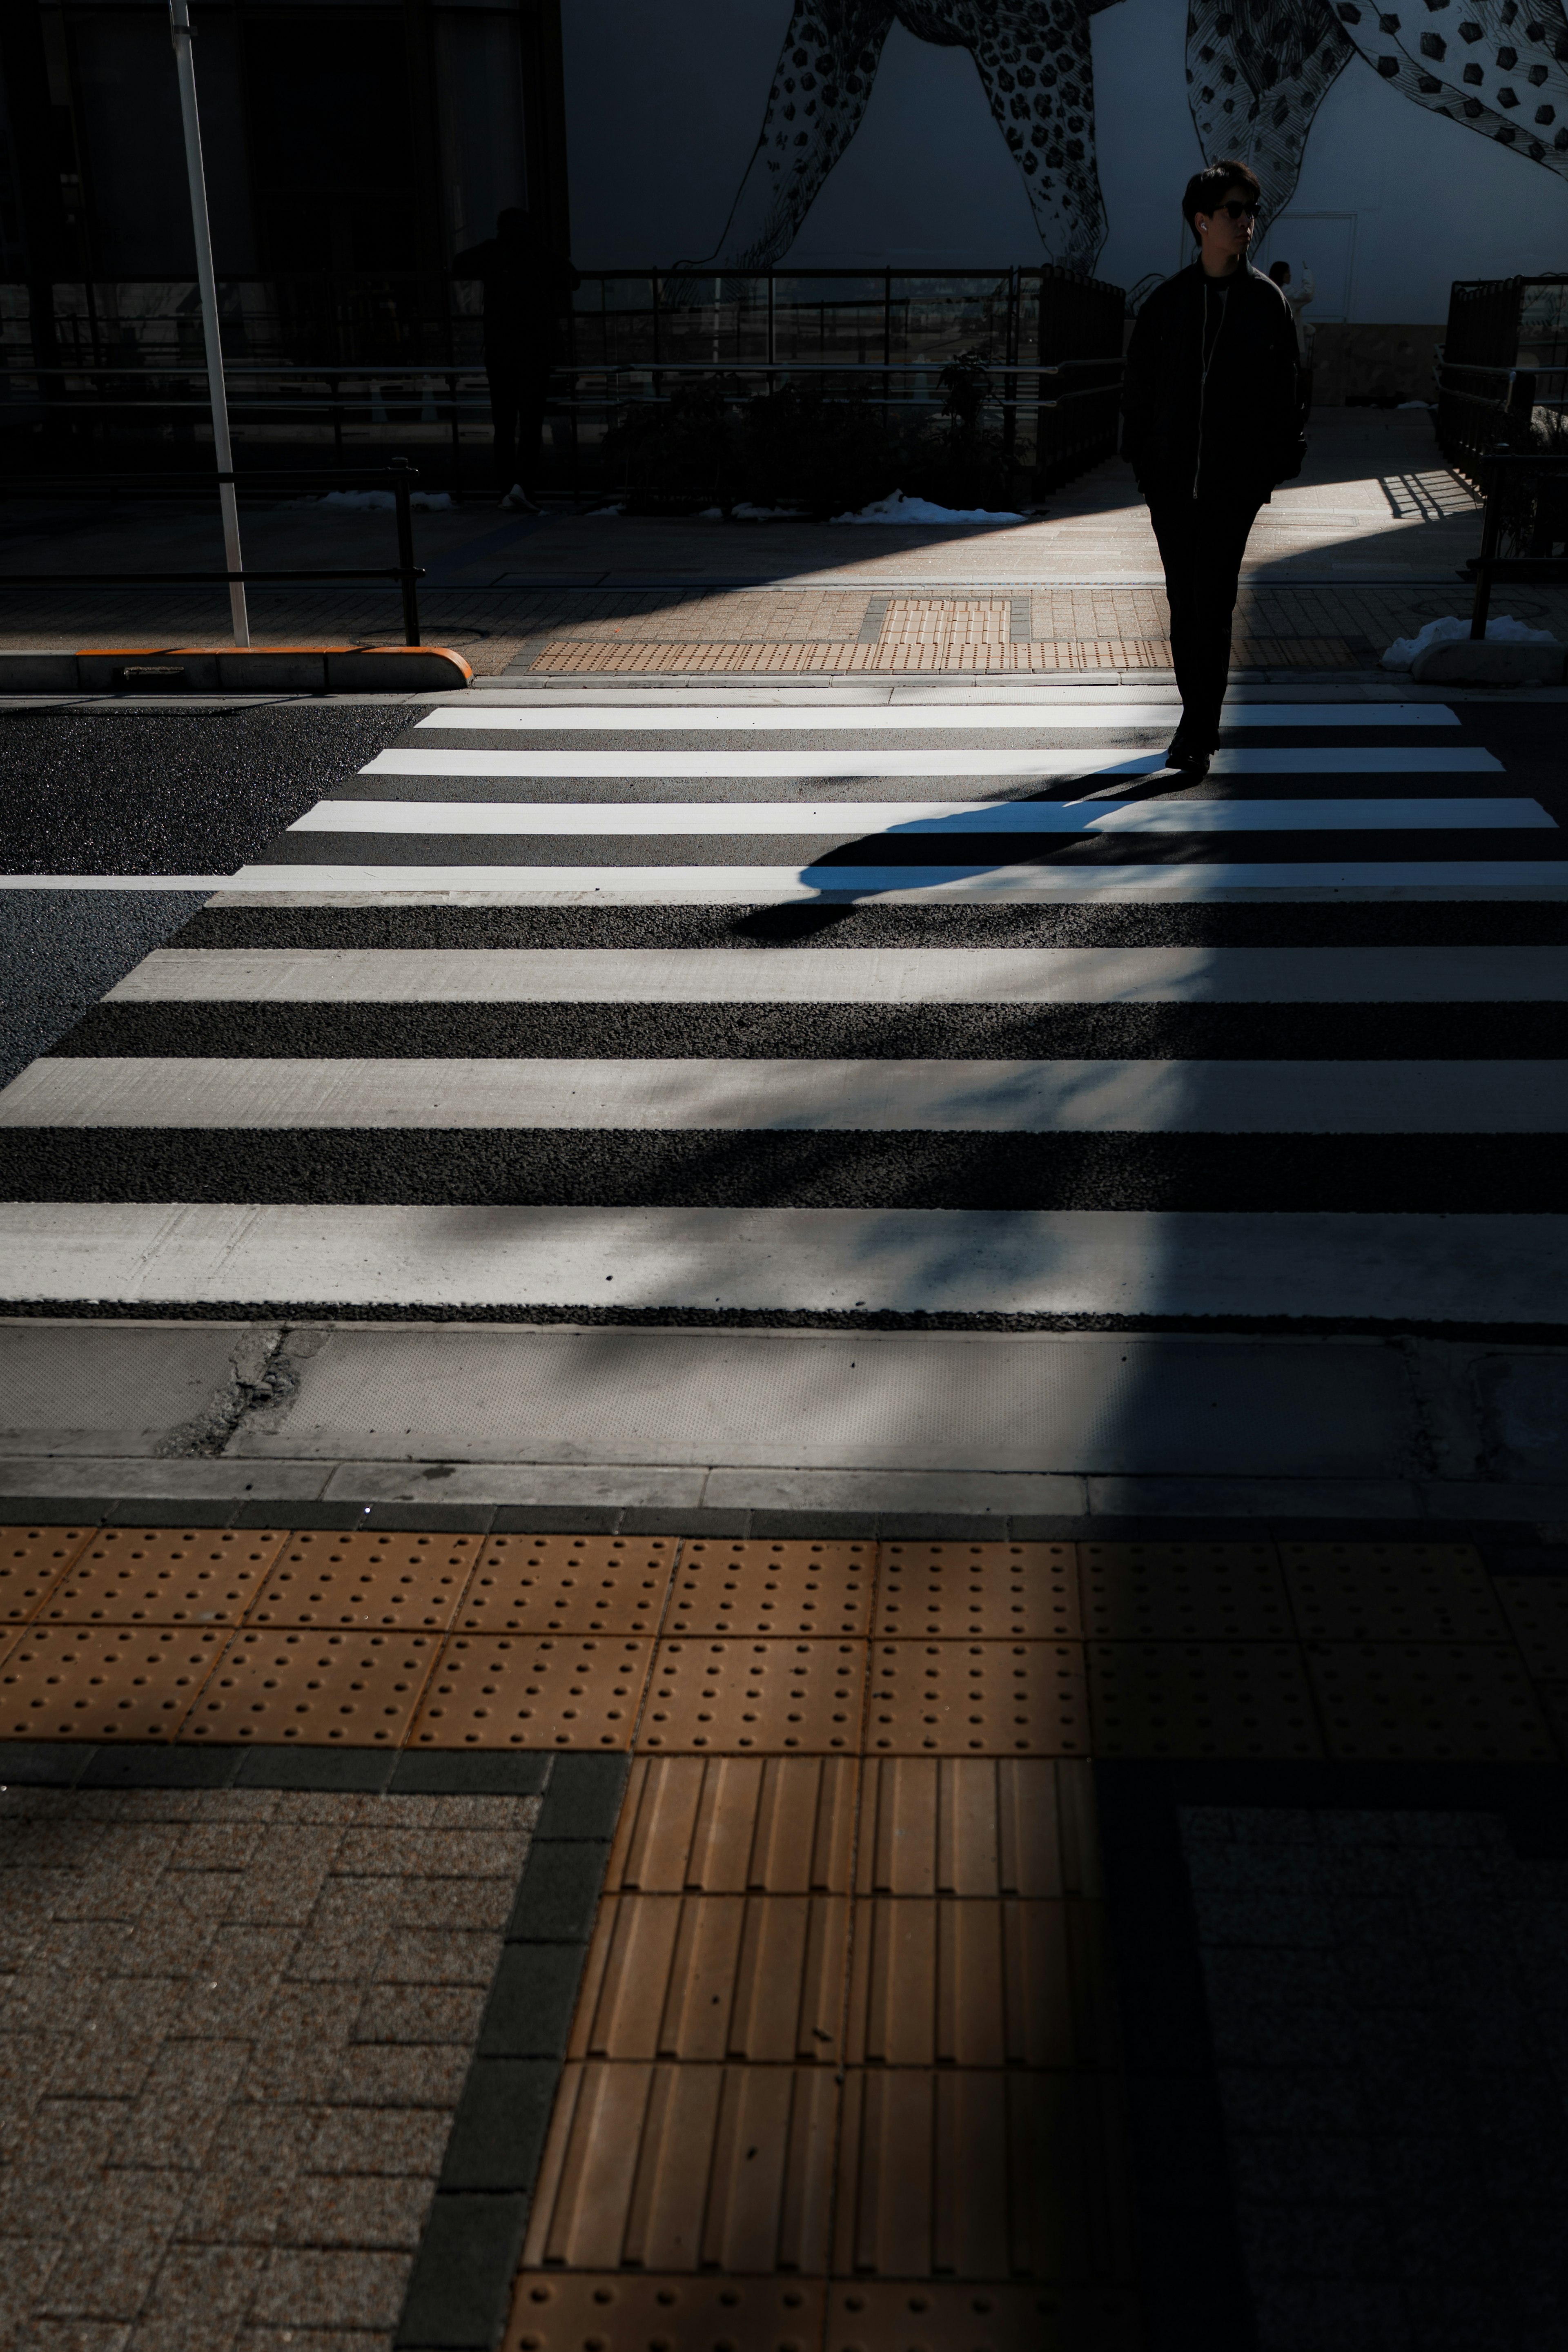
top-left (607, 1756), bottom-right (860, 1893)
top-left (409, 1634), bottom-right (653, 1748)
top-left (41, 1527), bottom-right (289, 1626)
top-left (1304, 1640), bottom-right (1556, 1760)
top-left (1281, 1542), bottom-right (1508, 1642)
top-left (1495, 1576), bottom-right (1568, 1679)
top-left (823, 2281), bottom-right (1143, 2352)
top-left (641, 1641), bottom-right (866, 1754)
top-left (247, 1530), bottom-right (483, 1629)
top-left (1079, 1543), bottom-right (1291, 1641)
top-left (570, 1893), bottom-right (849, 2062)
top-left (844, 1899), bottom-right (1116, 2069)
top-left (0, 1624), bottom-right (225, 1740)
top-left (664, 1541), bottom-right (875, 1639)
top-left (521, 2060), bottom-right (839, 2272)
top-left (1087, 1642), bottom-right (1322, 1758)
top-left (873, 1544), bottom-right (1080, 1640)
top-left (865, 1643), bottom-right (1086, 1756)
top-left (457, 1535), bottom-right (677, 1634)
top-left (0, 1526), bottom-right (93, 1623)
top-left (855, 1760), bottom-right (1100, 1897)
top-left (832, 2070), bottom-right (1135, 2283)
top-left (181, 1626), bottom-right (439, 1743)
top-left (505, 2274), bottom-right (825, 2352)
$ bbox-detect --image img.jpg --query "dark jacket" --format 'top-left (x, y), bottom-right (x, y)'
top-left (451, 238), bottom-right (581, 370)
top-left (1121, 261), bottom-right (1304, 504)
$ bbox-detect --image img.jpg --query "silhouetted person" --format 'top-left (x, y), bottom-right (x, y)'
top-left (452, 209), bottom-right (580, 512)
top-left (1121, 160), bottom-right (1303, 771)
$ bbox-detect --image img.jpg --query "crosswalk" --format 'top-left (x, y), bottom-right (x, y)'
top-left (1, 688), bottom-right (1566, 1326)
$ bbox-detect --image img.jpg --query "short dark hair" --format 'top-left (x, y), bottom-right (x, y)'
top-left (1182, 159), bottom-right (1262, 237)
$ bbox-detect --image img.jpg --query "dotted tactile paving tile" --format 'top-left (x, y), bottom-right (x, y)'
top-left (1281, 1542), bottom-right (1509, 1643)
top-left (844, 1898), bottom-right (1117, 2070)
top-left (40, 1527), bottom-right (290, 1626)
top-left (180, 1626), bottom-right (439, 1744)
top-left (831, 2069), bottom-right (1136, 2283)
top-left (504, 2274), bottom-right (826, 2352)
top-left (607, 1755), bottom-right (860, 1893)
top-left (247, 1530), bottom-right (483, 1630)
top-left (855, 1760), bottom-right (1100, 1898)
top-left (664, 1540), bottom-right (875, 1640)
top-left (409, 1633), bottom-right (653, 1749)
top-left (1495, 1576), bottom-right (1568, 1679)
top-left (1079, 1543), bottom-right (1292, 1641)
top-left (822, 2282), bottom-right (1143, 2352)
top-left (521, 2060), bottom-right (839, 2272)
top-left (865, 1643), bottom-right (1087, 1756)
top-left (641, 1640), bottom-right (867, 1755)
top-left (0, 1624), bottom-right (225, 1740)
top-left (1303, 1641), bottom-right (1556, 1761)
top-left (1087, 1641), bottom-right (1323, 1759)
top-left (570, 1893), bottom-right (849, 2063)
top-left (873, 1544), bottom-right (1080, 1641)
top-left (0, 1526), bottom-right (93, 1623)
top-left (457, 1535), bottom-right (677, 1634)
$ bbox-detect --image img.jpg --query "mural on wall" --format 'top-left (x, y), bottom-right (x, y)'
top-left (678, 0), bottom-right (1568, 276)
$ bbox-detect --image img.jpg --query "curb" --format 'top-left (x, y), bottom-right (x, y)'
top-left (0, 646), bottom-right (473, 693)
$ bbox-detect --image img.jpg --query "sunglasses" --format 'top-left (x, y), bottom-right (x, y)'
top-left (1208, 200), bottom-right (1258, 222)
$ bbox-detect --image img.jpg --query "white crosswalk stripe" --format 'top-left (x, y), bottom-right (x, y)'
top-left (1, 689), bottom-right (1564, 1330)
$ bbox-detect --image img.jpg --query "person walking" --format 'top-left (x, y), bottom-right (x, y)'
top-left (1121, 160), bottom-right (1304, 773)
top-left (452, 209), bottom-right (581, 513)
top-left (1270, 256), bottom-right (1316, 417)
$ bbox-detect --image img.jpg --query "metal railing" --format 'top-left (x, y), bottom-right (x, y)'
top-left (0, 459), bottom-right (427, 643)
top-left (1436, 349), bottom-right (1568, 481)
top-left (1464, 450), bottom-right (1568, 636)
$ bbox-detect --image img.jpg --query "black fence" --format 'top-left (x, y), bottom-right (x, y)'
top-left (1466, 452), bottom-right (1568, 635)
top-left (0, 266), bottom-right (1126, 498)
top-left (1437, 274), bottom-right (1568, 480)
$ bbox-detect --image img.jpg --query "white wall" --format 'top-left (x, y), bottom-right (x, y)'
top-left (564, 0), bottom-right (1568, 317)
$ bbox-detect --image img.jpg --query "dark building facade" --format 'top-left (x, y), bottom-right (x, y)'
top-left (0, 0), bottom-right (568, 288)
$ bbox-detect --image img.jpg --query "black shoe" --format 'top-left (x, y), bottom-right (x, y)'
top-left (1165, 727), bottom-right (1214, 776)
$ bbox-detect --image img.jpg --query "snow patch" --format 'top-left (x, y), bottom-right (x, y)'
top-left (1381, 612), bottom-right (1563, 671)
top-left (293, 488), bottom-right (452, 512)
top-left (830, 487), bottom-right (1026, 525)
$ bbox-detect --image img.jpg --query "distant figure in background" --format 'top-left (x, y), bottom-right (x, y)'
top-left (1121, 159), bottom-right (1303, 774)
top-left (452, 210), bottom-right (581, 513)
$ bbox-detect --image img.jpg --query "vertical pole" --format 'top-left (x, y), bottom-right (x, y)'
top-left (168, 0), bottom-right (247, 644)
top-left (391, 457), bottom-right (421, 644)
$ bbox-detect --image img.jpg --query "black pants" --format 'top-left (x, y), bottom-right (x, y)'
top-left (486, 361), bottom-right (549, 493)
top-left (1146, 490), bottom-right (1264, 746)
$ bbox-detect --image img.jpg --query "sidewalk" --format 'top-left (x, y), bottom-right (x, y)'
top-left (6, 412), bottom-right (1559, 680)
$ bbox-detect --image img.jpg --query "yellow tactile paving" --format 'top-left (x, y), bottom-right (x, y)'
top-left (606, 1756), bottom-right (860, 1894)
top-left (873, 1543), bottom-right (1080, 1639)
top-left (831, 2069), bottom-right (1135, 2283)
top-left (458, 1536), bottom-right (677, 1634)
top-left (1304, 1640), bottom-right (1556, 1761)
top-left (181, 1627), bottom-right (439, 1744)
top-left (570, 1893), bottom-right (849, 2063)
top-left (1080, 1543), bottom-right (1292, 1641)
top-left (1087, 1641), bottom-right (1323, 1759)
top-left (0, 1624), bottom-right (226, 1741)
top-left (664, 1540), bottom-right (875, 1639)
top-left (248, 1530), bottom-right (483, 1630)
top-left (864, 1642), bottom-right (1087, 1755)
top-left (640, 1640), bottom-right (866, 1754)
top-left (0, 1526), bottom-right (94, 1622)
top-left (1281, 1542), bottom-right (1508, 1643)
top-left (854, 1760), bottom-right (1101, 1898)
top-left (823, 2282), bottom-right (1143, 2352)
top-left (41, 1527), bottom-right (289, 1626)
top-left (843, 1898), bottom-right (1117, 2070)
top-left (408, 1634), bottom-right (654, 1749)
top-left (521, 2060), bottom-right (839, 2273)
